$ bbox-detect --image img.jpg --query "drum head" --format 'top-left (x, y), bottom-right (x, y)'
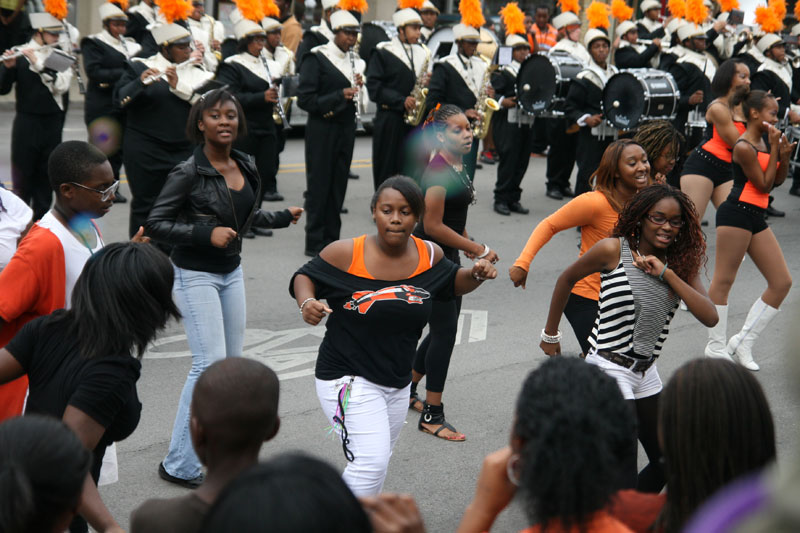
top-left (360, 21), bottom-right (397, 61)
top-left (603, 72), bottom-right (645, 129)
top-left (517, 54), bottom-right (556, 114)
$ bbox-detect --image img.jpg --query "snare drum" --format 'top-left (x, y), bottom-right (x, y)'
top-left (602, 69), bottom-right (679, 129)
top-left (786, 126), bottom-right (800, 171)
top-left (517, 52), bottom-right (583, 116)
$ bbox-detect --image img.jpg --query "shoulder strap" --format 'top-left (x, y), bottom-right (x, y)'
top-left (408, 235), bottom-right (433, 277)
top-left (346, 235), bottom-right (374, 279)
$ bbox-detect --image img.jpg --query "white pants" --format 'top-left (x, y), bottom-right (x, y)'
top-left (315, 376), bottom-right (410, 497)
top-left (585, 350), bottom-right (662, 400)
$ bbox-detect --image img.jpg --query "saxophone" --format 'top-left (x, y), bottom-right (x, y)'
top-left (471, 54), bottom-right (499, 140)
top-left (204, 15), bottom-right (222, 62)
top-left (404, 44), bottom-right (431, 126)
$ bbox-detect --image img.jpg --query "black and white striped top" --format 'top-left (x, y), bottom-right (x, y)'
top-left (589, 238), bottom-right (679, 359)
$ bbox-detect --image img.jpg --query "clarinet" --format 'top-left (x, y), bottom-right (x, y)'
top-left (348, 50), bottom-right (366, 133)
top-left (260, 52), bottom-right (291, 129)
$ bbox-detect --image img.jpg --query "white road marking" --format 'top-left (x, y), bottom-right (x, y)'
top-left (145, 310), bottom-right (489, 381)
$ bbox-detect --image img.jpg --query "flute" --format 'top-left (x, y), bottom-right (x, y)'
top-left (348, 50), bottom-right (365, 133)
top-left (142, 57), bottom-right (199, 85)
top-left (2, 43), bottom-right (57, 59)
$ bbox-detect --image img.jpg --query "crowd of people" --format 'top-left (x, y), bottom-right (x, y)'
top-left (0, 0), bottom-right (797, 531)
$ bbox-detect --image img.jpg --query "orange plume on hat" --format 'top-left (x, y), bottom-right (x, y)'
top-left (338, 0), bottom-right (368, 13)
top-left (156, 0), bottom-right (192, 23)
top-left (399, 0), bottom-right (425, 8)
top-left (795, 0), bottom-right (800, 23)
top-left (755, 4), bottom-right (782, 32)
top-left (236, 0), bottom-right (265, 22)
top-left (262, 0), bottom-right (280, 17)
top-left (719, 0), bottom-right (738, 11)
top-left (685, 0), bottom-right (708, 24)
top-left (459, 0), bottom-right (485, 28)
top-left (112, 0), bottom-right (130, 12)
top-left (611, 0), bottom-right (633, 21)
top-left (500, 2), bottom-right (526, 35)
top-left (43, 0), bottom-right (68, 20)
top-left (586, 1), bottom-right (611, 28)
top-left (667, 0), bottom-right (686, 18)
top-left (558, 0), bottom-right (581, 14)
top-left (769, 0), bottom-right (786, 22)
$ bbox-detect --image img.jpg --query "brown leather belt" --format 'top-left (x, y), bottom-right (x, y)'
top-left (595, 350), bottom-right (656, 373)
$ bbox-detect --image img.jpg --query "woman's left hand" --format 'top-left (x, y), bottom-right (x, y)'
top-left (633, 253), bottom-right (665, 277)
top-left (288, 206), bottom-right (304, 223)
top-left (471, 259), bottom-right (497, 282)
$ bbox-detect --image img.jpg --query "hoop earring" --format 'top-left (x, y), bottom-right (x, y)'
top-left (506, 453), bottom-right (521, 486)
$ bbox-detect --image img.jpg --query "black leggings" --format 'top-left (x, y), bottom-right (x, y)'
top-left (625, 394), bottom-right (665, 493)
top-left (412, 296), bottom-right (462, 393)
top-left (563, 292), bottom-right (598, 355)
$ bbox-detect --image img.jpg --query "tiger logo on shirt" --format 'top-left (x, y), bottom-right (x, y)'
top-left (343, 285), bottom-right (431, 314)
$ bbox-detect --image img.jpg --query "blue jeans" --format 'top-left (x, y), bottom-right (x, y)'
top-left (162, 265), bottom-right (246, 479)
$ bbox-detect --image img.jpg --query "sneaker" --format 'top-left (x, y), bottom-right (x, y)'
top-left (480, 151), bottom-right (496, 165)
top-left (158, 462), bottom-right (204, 489)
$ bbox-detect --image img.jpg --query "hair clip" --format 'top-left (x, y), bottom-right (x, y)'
top-left (435, 103), bottom-right (441, 111)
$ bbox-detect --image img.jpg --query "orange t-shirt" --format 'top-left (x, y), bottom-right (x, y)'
top-left (520, 511), bottom-right (635, 533)
top-left (513, 191), bottom-right (620, 301)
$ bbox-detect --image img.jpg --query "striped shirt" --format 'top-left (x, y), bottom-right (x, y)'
top-left (589, 238), bottom-right (679, 359)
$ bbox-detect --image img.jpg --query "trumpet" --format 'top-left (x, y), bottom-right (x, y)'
top-left (142, 57), bottom-right (200, 85)
top-left (349, 50), bottom-right (366, 133)
top-left (2, 43), bottom-right (57, 60)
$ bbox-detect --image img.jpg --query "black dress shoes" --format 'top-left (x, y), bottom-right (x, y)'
top-left (263, 191), bottom-right (284, 202)
top-left (158, 462), bottom-right (204, 489)
top-left (546, 188), bottom-right (563, 200)
top-left (348, 172), bottom-right (359, 180)
top-left (766, 204), bottom-right (785, 218)
top-left (790, 187), bottom-right (800, 197)
top-left (509, 202), bottom-right (530, 214)
top-left (560, 187), bottom-right (575, 198)
top-left (493, 202), bottom-right (511, 216)
top-left (113, 190), bottom-right (128, 203)
top-left (340, 207), bottom-right (349, 214)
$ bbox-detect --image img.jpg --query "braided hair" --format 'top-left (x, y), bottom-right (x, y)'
top-left (513, 357), bottom-right (635, 531)
top-left (422, 103), bottom-right (464, 132)
top-left (612, 184), bottom-right (706, 282)
top-left (632, 120), bottom-right (683, 177)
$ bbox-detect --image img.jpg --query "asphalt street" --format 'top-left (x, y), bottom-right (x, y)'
top-left (2, 104), bottom-right (800, 532)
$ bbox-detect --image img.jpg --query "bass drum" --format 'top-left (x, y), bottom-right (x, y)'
top-left (516, 52), bottom-right (582, 115)
top-left (426, 25), bottom-right (499, 61)
top-left (603, 69), bottom-right (680, 130)
top-left (359, 21), bottom-right (397, 62)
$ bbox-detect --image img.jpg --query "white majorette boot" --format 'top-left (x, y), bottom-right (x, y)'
top-left (727, 298), bottom-right (779, 372)
top-left (705, 304), bottom-right (732, 361)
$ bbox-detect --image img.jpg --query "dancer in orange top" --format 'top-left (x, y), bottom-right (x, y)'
top-left (510, 140), bottom-right (651, 354)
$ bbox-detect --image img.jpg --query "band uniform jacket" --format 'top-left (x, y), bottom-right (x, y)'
top-left (81, 30), bottom-right (141, 124)
top-left (216, 52), bottom-right (279, 135)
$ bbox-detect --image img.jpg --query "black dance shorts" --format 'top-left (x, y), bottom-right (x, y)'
top-left (716, 200), bottom-right (768, 234)
top-left (681, 147), bottom-right (732, 188)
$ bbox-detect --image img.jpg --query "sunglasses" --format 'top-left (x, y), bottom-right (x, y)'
top-left (645, 213), bottom-right (684, 228)
top-left (69, 180), bottom-right (120, 202)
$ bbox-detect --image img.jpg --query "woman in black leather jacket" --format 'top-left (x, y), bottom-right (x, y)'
top-left (146, 88), bottom-right (302, 487)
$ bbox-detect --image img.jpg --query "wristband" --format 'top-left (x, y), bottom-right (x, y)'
top-left (299, 297), bottom-right (317, 314)
top-left (540, 329), bottom-right (562, 344)
top-left (658, 263), bottom-right (668, 281)
top-left (477, 244), bottom-right (490, 259)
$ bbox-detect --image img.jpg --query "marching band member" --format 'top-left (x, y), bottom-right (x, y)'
top-left (614, 19), bottom-right (661, 69)
top-left (295, 0), bottom-right (337, 68)
top-left (0, 12), bottom-right (72, 220)
top-left (669, 23), bottom-right (715, 149)
top-left (419, 0), bottom-right (440, 45)
top-left (491, 5), bottom-right (532, 216)
top-left (262, 16), bottom-right (295, 201)
top-left (114, 22), bottom-right (215, 237)
top-left (126, 0), bottom-right (158, 45)
top-left (543, 10), bottom-right (587, 200)
top-left (427, 7), bottom-right (492, 183)
top-left (297, 9), bottom-right (364, 257)
top-left (366, 7), bottom-right (428, 190)
top-left (216, 17), bottom-right (281, 237)
top-left (636, 0), bottom-right (666, 40)
top-left (81, 1), bottom-right (142, 205)
top-left (186, 0), bottom-right (220, 72)
top-left (565, 29), bottom-right (618, 197)
top-left (274, 0), bottom-right (302, 54)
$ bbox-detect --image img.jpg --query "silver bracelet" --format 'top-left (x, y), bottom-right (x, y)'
top-left (299, 297), bottom-right (317, 314)
top-left (477, 244), bottom-right (490, 259)
top-left (540, 329), bottom-right (562, 344)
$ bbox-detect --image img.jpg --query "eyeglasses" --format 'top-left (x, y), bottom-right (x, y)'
top-left (69, 180), bottom-right (120, 202)
top-left (646, 213), bottom-right (684, 228)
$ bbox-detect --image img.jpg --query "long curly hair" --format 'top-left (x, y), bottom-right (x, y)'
top-left (632, 120), bottom-right (683, 176)
top-left (612, 184), bottom-right (706, 282)
top-left (514, 358), bottom-right (635, 531)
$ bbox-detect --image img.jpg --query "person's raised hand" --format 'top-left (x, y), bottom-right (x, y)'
top-left (360, 493), bottom-right (426, 533)
top-left (471, 259), bottom-right (498, 282)
top-left (131, 226), bottom-right (150, 244)
top-left (288, 206), bottom-right (304, 223)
